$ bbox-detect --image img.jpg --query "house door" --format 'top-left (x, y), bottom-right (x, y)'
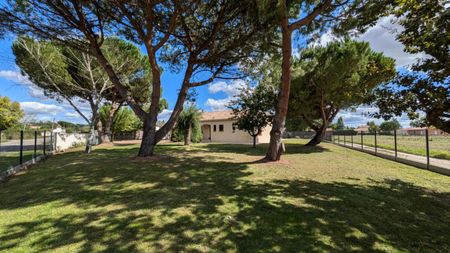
top-left (201, 124), bottom-right (211, 142)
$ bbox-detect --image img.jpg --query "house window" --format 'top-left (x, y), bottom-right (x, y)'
top-left (213, 125), bottom-right (217, 132)
top-left (219, 124), bottom-right (224, 132)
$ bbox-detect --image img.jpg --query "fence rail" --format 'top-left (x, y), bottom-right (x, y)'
top-left (0, 130), bottom-right (56, 175)
top-left (332, 129), bottom-right (450, 175)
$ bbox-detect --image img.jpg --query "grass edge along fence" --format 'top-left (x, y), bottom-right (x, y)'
top-left (332, 129), bottom-right (450, 176)
top-left (0, 130), bottom-right (56, 181)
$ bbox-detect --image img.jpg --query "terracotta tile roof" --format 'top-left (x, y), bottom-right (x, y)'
top-left (200, 110), bottom-right (235, 121)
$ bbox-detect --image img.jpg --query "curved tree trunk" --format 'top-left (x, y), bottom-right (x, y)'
top-left (306, 125), bottom-right (327, 146)
top-left (139, 117), bottom-right (156, 156)
top-left (266, 10), bottom-right (291, 161)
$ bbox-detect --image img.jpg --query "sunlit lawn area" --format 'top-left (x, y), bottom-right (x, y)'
top-left (1, 139), bottom-right (449, 252)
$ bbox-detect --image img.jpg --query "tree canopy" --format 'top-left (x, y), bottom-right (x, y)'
top-left (368, 0), bottom-right (449, 133)
top-left (0, 96), bottom-right (24, 131)
top-left (288, 39), bottom-right (396, 146)
top-left (229, 84), bottom-right (277, 147)
top-left (0, 0), bottom-right (275, 157)
top-left (379, 119), bottom-right (401, 133)
top-left (366, 121), bottom-right (379, 133)
top-left (100, 105), bottom-right (141, 136)
top-left (12, 37), bottom-right (150, 128)
top-left (334, 117), bottom-right (345, 131)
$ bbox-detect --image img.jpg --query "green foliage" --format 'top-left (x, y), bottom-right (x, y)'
top-left (172, 105), bottom-right (202, 144)
top-left (369, 0), bottom-right (449, 133)
top-left (12, 37), bottom-right (151, 123)
top-left (0, 96), bottom-right (24, 131)
top-left (379, 119), bottom-right (401, 133)
top-left (99, 105), bottom-right (141, 133)
top-left (285, 116), bottom-right (309, 132)
top-left (57, 121), bottom-right (85, 133)
top-left (334, 117), bottom-right (345, 130)
top-left (366, 121), bottom-right (379, 133)
top-left (409, 117), bottom-right (428, 128)
top-left (228, 83), bottom-right (277, 143)
top-left (289, 39), bottom-right (396, 134)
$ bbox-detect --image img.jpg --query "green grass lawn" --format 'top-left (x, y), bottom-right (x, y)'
top-left (0, 151), bottom-right (37, 172)
top-left (1, 140), bottom-right (449, 252)
top-left (338, 135), bottom-right (450, 160)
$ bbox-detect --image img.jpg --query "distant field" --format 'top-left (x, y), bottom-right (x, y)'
top-left (336, 134), bottom-right (450, 160)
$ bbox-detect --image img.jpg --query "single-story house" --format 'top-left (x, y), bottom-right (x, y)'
top-left (200, 110), bottom-right (271, 144)
top-left (398, 127), bottom-right (448, 136)
top-left (354, 125), bottom-right (370, 133)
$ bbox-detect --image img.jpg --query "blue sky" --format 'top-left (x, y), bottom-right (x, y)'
top-left (0, 16), bottom-right (425, 127)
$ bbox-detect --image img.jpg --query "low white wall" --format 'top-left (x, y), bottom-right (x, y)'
top-left (55, 133), bottom-right (88, 151)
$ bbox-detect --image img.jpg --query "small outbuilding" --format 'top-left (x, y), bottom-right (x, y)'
top-left (200, 110), bottom-right (271, 144)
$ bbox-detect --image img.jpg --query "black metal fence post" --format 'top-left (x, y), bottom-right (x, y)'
top-left (20, 130), bottom-right (24, 165)
top-left (394, 129), bottom-right (397, 161)
top-left (374, 130), bottom-right (377, 155)
top-left (34, 131), bottom-right (37, 159)
top-left (361, 131), bottom-right (364, 150)
top-left (344, 132), bottom-right (346, 146)
top-left (351, 134), bottom-right (353, 148)
top-left (43, 130), bottom-right (46, 155)
top-left (426, 129), bottom-right (430, 169)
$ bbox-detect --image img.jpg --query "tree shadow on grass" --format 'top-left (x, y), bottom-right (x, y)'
top-left (200, 142), bottom-right (330, 157)
top-left (0, 146), bottom-right (449, 252)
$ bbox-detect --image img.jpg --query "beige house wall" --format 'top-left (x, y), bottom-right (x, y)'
top-left (256, 125), bottom-right (272, 143)
top-left (200, 119), bottom-right (271, 144)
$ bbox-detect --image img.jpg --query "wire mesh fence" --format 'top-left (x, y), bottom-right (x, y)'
top-left (0, 130), bottom-right (55, 172)
top-left (332, 129), bottom-right (450, 171)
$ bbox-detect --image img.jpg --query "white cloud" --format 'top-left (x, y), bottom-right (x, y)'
top-left (355, 16), bottom-right (426, 68)
top-left (64, 112), bottom-right (83, 119)
top-left (20, 102), bottom-right (64, 116)
top-left (333, 105), bottom-right (414, 128)
top-left (0, 70), bottom-right (33, 85)
top-left (207, 80), bottom-right (246, 97)
top-left (205, 80), bottom-right (246, 111)
top-left (316, 16), bottom-right (427, 68)
top-left (0, 70), bottom-right (48, 99)
top-left (204, 98), bottom-right (231, 111)
top-left (158, 109), bottom-right (173, 122)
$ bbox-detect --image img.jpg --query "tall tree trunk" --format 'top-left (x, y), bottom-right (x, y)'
top-left (184, 126), bottom-right (191, 146)
top-left (89, 45), bottom-right (153, 155)
top-left (266, 8), bottom-right (291, 161)
top-left (101, 102), bottom-right (121, 143)
top-left (252, 135), bottom-right (257, 148)
top-left (85, 101), bottom-right (100, 153)
top-left (139, 117), bottom-right (156, 156)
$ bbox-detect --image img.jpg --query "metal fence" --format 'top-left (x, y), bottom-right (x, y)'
top-left (332, 129), bottom-right (450, 172)
top-left (0, 130), bottom-right (56, 172)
